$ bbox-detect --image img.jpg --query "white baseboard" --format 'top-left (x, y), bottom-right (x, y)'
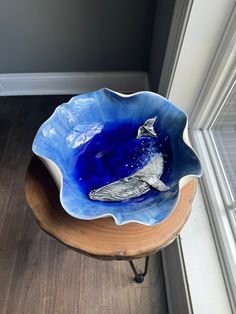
top-left (0, 71), bottom-right (149, 96)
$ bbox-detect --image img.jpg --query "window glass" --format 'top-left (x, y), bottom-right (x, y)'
top-left (210, 81), bottom-right (236, 202)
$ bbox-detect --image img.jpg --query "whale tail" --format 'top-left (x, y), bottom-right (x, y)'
top-left (136, 117), bottom-right (158, 139)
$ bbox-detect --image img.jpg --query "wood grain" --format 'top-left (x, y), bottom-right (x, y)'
top-left (25, 156), bottom-right (196, 260)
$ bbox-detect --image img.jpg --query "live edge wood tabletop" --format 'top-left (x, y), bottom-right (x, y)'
top-left (25, 156), bottom-right (197, 261)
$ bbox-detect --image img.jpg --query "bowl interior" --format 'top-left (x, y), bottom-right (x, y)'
top-left (33, 89), bottom-right (202, 225)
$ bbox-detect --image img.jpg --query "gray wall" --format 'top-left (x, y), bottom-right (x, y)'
top-left (149, 0), bottom-right (176, 92)
top-left (0, 0), bottom-right (156, 73)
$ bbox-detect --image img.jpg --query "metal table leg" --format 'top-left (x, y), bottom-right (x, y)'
top-left (128, 256), bottom-right (149, 283)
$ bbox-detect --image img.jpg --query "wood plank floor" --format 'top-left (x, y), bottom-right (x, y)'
top-left (0, 96), bottom-right (168, 314)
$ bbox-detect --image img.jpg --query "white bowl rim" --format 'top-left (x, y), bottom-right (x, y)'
top-left (32, 88), bottom-right (203, 226)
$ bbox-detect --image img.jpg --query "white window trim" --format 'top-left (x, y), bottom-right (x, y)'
top-left (159, 0), bottom-right (236, 313)
top-left (190, 5), bottom-right (236, 310)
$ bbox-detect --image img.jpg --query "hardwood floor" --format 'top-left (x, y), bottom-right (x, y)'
top-left (0, 96), bottom-right (168, 314)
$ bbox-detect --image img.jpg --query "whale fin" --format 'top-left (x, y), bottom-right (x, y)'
top-left (136, 117), bottom-right (158, 139)
top-left (149, 179), bottom-right (170, 192)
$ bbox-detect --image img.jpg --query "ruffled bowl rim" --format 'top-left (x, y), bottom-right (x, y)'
top-left (32, 88), bottom-right (203, 226)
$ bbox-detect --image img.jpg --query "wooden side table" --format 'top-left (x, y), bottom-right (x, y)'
top-left (25, 157), bottom-right (196, 283)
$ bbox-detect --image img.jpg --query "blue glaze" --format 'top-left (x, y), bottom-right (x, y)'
top-left (32, 89), bottom-right (202, 225)
top-left (74, 121), bottom-right (173, 197)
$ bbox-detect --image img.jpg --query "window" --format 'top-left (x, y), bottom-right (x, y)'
top-left (208, 79), bottom-right (236, 234)
top-left (160, 1), bottom-right (236, 313)
top-left (190, 7), bottom-right (236, 310)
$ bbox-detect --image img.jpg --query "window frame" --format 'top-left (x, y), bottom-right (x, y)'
top-left (189, 5), bottom-right (236, 310)
top-left (204, 74), bottom-right (236, 236)
top-left (157, 0), bottom-right (236, 313)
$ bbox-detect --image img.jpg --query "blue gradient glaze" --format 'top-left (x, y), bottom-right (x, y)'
top-left (32, 88), bottom-right (202, 225)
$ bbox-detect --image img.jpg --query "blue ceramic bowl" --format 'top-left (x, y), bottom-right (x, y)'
top-left (32, 88), bottom-right (202, 225)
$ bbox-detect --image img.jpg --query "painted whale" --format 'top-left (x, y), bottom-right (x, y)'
top-left (89, 117), bottom-right (170, 202)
